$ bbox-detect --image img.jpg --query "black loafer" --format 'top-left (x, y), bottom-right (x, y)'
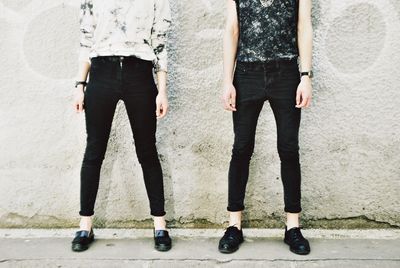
top-left (71, 228), bottom-right (94, 252)
top-left (154, 230), bottom-right (172, 252)
top-left (218, 226), bottom-right (244, 254)
top-left (284, 226), bottom-right (310, 255)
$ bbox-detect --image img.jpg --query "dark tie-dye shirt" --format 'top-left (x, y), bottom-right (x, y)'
top-left (234, 0), bottom-right (299, 62)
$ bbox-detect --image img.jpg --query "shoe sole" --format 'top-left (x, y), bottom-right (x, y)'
top-left (218, 246), bottom-right (239, 254)
top-left (155, 244), bottom-right (172, 252)
top-left (284, 239), bottom-right (310, 255)
top-left (72, 244), bottom-right (89, 252)
top-left (71, 236), bottom-right (94, 252)
top-left (218, 239), bottom-right (243, 254)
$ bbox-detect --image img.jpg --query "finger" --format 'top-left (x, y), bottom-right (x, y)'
top-left (225, 100), bottom-right (234, 111)
top-left (156, 102), bottom-right (161, 117)
top-left (299, 95), bottom-right (308, 108)
top-left (163, 104), bottom-right (168, 115)
top-left (79, 102), bottom-right (84, 113)
top-left (222, 98), bottom-right (228, 110)
top-left (223, 94), bottom-right (230, 107)
top-left (158, 103), bottom-right (168, 118)
top-left (158, 111), bottom-right (166, 119)
top-left (305, 97), bottom-right (312, 108)
top-left (221, 95), bottom-right (225, 104)
top-left (231, 92), bottom-right (236, 109)
top-left (156, 106), bottom-right (162, 118)
top-left (75, 102), bottom-right (80, 113)
top-left (223, 96), bottom-right (231, 111)
top-left (158, 104), bottom-right (167, 118)
top-left (296, 90), bottom-right (301, 107)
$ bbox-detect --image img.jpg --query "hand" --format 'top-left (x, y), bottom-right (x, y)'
top-left (74, 86), bottom-right (85, 113)
top-left (156, 92), bottom-right (168, 119)
top-left (295, 77), bottom-right (312, 108)
top-left (222, 82), bottom-right (237, 111)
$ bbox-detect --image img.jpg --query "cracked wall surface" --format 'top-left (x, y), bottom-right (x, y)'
top-left (0, 0), bottom-right (399, 228)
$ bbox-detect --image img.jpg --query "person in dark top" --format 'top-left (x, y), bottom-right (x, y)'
top-left (219, 0), bottom-right (313, 254)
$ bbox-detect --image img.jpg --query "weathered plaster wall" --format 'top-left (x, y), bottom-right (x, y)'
top-left (0, 0), bottom-right (399, 228)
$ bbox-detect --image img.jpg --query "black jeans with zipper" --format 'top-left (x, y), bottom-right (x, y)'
top-left (79, 56), bottom-right (165, 217)
top-left (228, 58), bottom-right (302, 213)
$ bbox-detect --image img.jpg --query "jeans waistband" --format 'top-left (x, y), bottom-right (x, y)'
top-left (91, 55), bottom-right (150, 64)
top-left (236, 58), bottom-right (298, 71)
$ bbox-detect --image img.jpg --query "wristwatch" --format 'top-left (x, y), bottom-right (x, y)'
top-left (300, 71), bottom-right (313, 79)
top-left (75, 81), bottom-right (87, 88)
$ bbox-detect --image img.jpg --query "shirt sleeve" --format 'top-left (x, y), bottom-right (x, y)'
top-left (151, 0), bottom-right (172, 73)
top-left (79, 0), bottom-right (95, 64)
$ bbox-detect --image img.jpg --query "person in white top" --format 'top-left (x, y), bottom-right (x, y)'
top-left (72, 0), bottom-right (172, 252)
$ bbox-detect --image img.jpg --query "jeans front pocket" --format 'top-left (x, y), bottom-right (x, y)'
top-left (233, 64), bottom-right (266, 103)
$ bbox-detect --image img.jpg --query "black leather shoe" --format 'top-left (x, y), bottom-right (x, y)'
top-left (284, 226), bottom-right (310, 255)
top-left (218, 226), bottom-right (244, 254)
top-left (154, 230), bottom-right (172, 252)
top-left (71, 228), bottom-right (94, 252)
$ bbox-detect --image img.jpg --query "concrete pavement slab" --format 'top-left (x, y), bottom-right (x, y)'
top-left (0, 229), bottom-right (399, 267)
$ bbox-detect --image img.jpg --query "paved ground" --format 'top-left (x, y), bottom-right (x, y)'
top-left (1, 229), bottom-right (399, 267)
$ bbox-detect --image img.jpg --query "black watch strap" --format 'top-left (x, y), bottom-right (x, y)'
top-left (75, 81), bottom-right (87, 88)
top-left (300, 71), bottom-right (313, 78)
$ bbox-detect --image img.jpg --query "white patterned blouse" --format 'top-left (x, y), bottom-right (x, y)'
top-left (79, 0), bottom-right (171, 72)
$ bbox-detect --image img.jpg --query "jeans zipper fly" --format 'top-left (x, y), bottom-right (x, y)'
top-left (117, 56), bottom-right (124, 82)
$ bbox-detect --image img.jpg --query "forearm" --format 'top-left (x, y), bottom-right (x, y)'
top-left (77, 61), bottom-right (91, 83)
top-left (297, 24), bottom-right (313, 72)
top-left (156, 71), bottom-right (167, 94)
top-left (297, 0), bottom-right (313, 72)
top-left (75, 61), bottom-right (90, 93)
top-left (223, 29), bottom-right (238, 84)
top-left (296, 0), bottom-right (313, 108)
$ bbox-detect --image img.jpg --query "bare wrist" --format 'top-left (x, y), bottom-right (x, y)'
top-left (301, 76), bottom-right (312, 82)
top-left (76, 85), bottom-right (85, 92)
top-left (157, 89), bottom-right (167, 95)
top-left (223, 78), bottom-right (233, 85)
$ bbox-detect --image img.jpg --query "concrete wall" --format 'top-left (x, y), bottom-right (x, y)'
top-left (0, 0), bottom-right (399, 228)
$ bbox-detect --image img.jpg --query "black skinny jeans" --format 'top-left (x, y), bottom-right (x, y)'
top-left (228, 58), bottom-right (302, 213)
top-left (80, 56), bottom-right (165, 217)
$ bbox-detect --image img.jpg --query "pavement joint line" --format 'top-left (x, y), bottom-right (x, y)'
top-left (1, 258), bottom-right (400, 262)
top-left (0, 228), bottom-right (399, 239)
